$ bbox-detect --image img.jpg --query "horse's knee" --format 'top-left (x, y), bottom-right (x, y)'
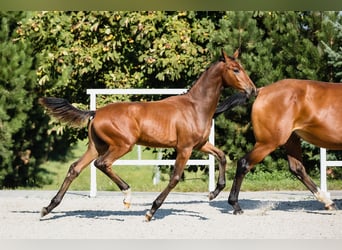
top-left (219, 153), bottom-right (227, 166)
top-left (236, 158), bottom-right (249, 176)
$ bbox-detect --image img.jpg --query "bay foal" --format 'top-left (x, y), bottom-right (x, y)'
top-left (40, 49), bottom-right (256, 221)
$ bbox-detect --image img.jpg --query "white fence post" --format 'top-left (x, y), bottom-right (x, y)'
top-left (320, 148), bottom-right (328, 194)
top-left (208, 119), bottom-right (215, 192)
top-left (320, 147), bottom-right (342, 197)
top-left (89, 92), bottom-right (97, 198)
top-left (86, 89), bottom-right (216, 197)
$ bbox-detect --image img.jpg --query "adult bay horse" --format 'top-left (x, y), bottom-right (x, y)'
top-left (215, 78), bottom-right (340, 214)
top-left (39, 49), bottom-right (256, 221)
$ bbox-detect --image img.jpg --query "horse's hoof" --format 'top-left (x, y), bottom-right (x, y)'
top-left (325, 203), bottom-right (338, 210)
top-left (145, 211), bottom-right (153, 222)
top-left (41, 207), bottom-right (48, 217)
top-left (233, 209), bottom-right (244, 215)
top-left (208, 192), bottom-right (216, 201)
top-left (123, 201), bottom-right (131, 209)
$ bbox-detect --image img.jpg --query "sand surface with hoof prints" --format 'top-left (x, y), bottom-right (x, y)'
top-left (0, 190), bottom-right (341, 239)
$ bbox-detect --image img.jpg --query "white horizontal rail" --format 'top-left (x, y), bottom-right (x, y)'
top-left (87, 88), bottom-right (187, 95)
top-left (112, 159), bottom-right (212, 165)
top-left (320, 148), bottom-right (342, 196)
top-left (87, 89), bottom-right (215, 197)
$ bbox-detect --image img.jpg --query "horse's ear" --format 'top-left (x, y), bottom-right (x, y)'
top-left (221, 49), bottom-right (229, 62)
top-left (233, 49), bottom-right (240, 59)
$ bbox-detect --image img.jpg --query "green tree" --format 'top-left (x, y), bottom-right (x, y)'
top-left (322, 15), bottom-right (342, 82)
top-left (0, 12), bottom-right (44, 187)
top-left (18, 11), bottom-right (219, 99)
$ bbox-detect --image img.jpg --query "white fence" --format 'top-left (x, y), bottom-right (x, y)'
top-left (87, 89), bottom-right (216, 197)
top-left (320, 148), bottom-right (342, 196)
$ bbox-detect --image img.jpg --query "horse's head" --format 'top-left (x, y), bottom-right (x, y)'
top-left (220, 49), bottom-right (256, 98)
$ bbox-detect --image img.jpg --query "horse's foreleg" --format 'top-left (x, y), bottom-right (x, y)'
top-left (284, 135), bottom-right (336, 210)
top-left (199, 142), bottom-right (226, 200)
top-left (41, 147), bottom-right (97, 217)
top-left (228, 157), bottom-right (249, 215)
top-left (145, 148), bottom-right (192, 221)
top-left (228, 143), bottom-right (274, 215)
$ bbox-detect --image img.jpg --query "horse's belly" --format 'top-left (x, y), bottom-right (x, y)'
top-left (137, 138), bottom-right (177, 148)
top-left (137, 128), bottom-right (178, 148)
top-left (296, 128), bottom-right (342, 150)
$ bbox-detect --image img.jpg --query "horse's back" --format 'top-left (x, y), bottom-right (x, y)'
top-left (91, 96), bottom-right (199, 148)
top-left (256, 79), bottom-right (342, 109)
top-left (96, 96), bottom-right (192, 121)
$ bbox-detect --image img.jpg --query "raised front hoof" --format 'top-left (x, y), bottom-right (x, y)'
top-left (40, 207), bottom-right (49, 217)
top-left (208, 192), bottom-right (217, 201)
top-left (123, 201), bottom-right (131, 209)
top-left (325, 203), bottom-right (338, 211)
top-left (144, 211), bottom-right (153, 222)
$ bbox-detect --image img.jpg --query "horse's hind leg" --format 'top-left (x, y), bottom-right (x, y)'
top-left (284, 133), bottom-right (336, 210)
top-left (41, 144), bottom-right (98, 217)
top-left (94, 145), bottom-right (133, 208)
top-left (198, 142), bottom-right (226, 200)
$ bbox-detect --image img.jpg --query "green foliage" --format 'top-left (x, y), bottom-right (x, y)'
top-left (18, 11), bottom-right (216, 98)
top-left (321, 16), bottom-right (342, 82)
top-left (0, 12), bottom-right (45, 187)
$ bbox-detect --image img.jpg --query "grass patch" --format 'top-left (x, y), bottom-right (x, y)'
top-left (39, 140), bottom-right (342, 192)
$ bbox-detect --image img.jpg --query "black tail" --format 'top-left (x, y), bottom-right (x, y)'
top-left (39, 97), bottom-right (95, 127)
top-left (214, 92), bottom-right (248, 118)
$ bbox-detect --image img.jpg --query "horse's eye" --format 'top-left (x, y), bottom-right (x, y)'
top-left (233, 68), bottom-right (240, 74)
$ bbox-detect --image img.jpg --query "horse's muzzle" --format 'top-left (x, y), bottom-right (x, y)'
top-left (245, 86), bottom-right (257, 99)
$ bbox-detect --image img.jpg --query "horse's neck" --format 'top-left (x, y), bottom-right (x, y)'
top-left (187, 63), bottom-right (223, 115)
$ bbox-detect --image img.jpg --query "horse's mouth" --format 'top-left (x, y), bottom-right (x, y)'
top-left (244, 86), bottom-right (257, 99)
